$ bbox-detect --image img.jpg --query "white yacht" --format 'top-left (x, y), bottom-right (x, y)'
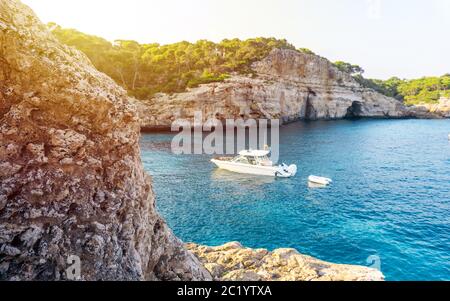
top-left (211, 149), bottom-right (297, 178)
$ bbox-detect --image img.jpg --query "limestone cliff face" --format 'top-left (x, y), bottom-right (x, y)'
top-left (0, 0), bottom-right (211, 280)
top-left (137, 49), bottom-right (410, 129)
top-left (187, 242), bottom-right (384, 281)
top-left (408, 97), bottom-right (450, 118)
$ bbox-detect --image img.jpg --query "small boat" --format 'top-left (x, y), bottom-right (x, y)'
top-left (211, 149), bottom-right (297, 178)
top-left (308, 175), bottom-right (332, 186)
top-left (308, 182), bottom-right (328, 189)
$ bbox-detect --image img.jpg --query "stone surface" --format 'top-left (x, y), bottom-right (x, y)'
top-left (137, 49), bottom-right (416, 130)
top-left (187, 242), bottom-right (385, 281)
top-left (0, 0), bottom-right (211, 281)
top-left (408, 97), bottom-right (450, 118)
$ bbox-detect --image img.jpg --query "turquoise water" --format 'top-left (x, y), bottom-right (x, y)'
top-left (140, 119), bottom-right (450, 281)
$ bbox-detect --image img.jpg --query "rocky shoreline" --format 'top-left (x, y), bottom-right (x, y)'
top-left (409, 97), bottom-right (450, 118)
top-left (139, 115), bottom-right (446, 133)
top-left (187, 242), bottom-right (384, 281)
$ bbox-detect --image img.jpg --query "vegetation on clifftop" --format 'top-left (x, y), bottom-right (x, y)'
top-left (49, 23), bottom-right (301, 99)
top-left (333, 60), bottom-right (450, 105)
top-left (50, 24), bottom-right (448, 105)
top-left (357, 75), bottom-right (450, 105)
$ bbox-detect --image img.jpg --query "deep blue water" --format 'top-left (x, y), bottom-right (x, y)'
top-left (140, 119), bottom-right (450, 281)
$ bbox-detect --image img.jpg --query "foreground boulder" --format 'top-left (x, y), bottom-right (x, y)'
top-left (0, 0), bottom-right (211, 280)
top-left (187, 242), bottom-right (384, 281)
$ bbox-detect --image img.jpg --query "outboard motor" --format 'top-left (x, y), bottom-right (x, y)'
top-left (286, 164), bottom-right (297, 176)
top-left (276, 164), bottom-right (297, 178)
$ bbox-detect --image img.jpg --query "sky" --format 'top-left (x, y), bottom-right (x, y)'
top-left (22, 0), bottom-right (450, 80)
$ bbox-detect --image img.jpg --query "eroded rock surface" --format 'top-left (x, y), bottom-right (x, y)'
top-left (187, 242), bottom-right (384, 281)
top-left (137, 49), bottom-right (413, 130)
top-left (408, 97), bottom-right (450, 118)
top-left (0, 0), bottom-right (211, 280)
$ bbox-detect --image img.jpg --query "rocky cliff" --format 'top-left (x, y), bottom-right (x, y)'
top-left (0, 0), bottom-right (211, 280)
top-left (187, 242), bottom-right (384, 281)
top-left (408, 97), bottom-right (450, 118)
top-left (137, 49), bottom-right (412, 130)
top-left (0, 0), bottom-right (386, 281)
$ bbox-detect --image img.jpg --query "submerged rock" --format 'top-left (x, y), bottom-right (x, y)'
top-left (186, 243), bottom-right (385, 281)
top-left (0, 0), bottom-right (211, 281)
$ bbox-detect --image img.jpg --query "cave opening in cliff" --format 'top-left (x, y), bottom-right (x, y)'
top-left (345, 101), bottom-right (363, 119)
top-left (304, 88), bottom-right (317, 120)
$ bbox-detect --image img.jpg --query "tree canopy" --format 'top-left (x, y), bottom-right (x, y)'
top-left (333, 59), bottom-right (449, 105)
top-left (49, 24), bottom-right (297, 99)
top-left (333, 61), bottom-right (365, 76)
top-left (50, 24), bottom-right (448, 105)
top-left (396, 75), bottom-right (450, 105)
top-left (357, 75), bottom-right (450, 105)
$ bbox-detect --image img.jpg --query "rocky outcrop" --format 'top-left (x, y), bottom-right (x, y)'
top-left (0, 0), bottom-right (211, 280)
top-left (408, 97), bottom-right (450, 118)
top-left (187, 242), bottom-right (384, 281)
top-left (137, 49), bottom-right (412, 130)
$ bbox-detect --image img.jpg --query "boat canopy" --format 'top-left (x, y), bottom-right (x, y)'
top-left (238, 150), bottom-right (270, 157)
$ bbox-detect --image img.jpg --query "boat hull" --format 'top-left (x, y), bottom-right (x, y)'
top-left (211, 159), bottom-right (279, 177)
top-left (308, 175), bottom-right (332, 185)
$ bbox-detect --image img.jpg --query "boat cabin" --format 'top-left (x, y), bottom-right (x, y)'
top-left (232, 150), bottom-right (273, 166)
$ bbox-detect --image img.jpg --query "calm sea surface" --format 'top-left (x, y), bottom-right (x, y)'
top-left (140, 119), bottom-right (450, 280)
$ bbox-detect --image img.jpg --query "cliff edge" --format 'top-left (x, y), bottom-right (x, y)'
top-left (0, 0), bottom-right (210, 280)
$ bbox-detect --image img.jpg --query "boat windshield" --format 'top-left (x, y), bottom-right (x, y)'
top-left (233, 155), bottom-right (271, 166)
top-left (233, 156), bottom-right (250, 164)
top-left (248, 156), bottom-right (257, 165)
